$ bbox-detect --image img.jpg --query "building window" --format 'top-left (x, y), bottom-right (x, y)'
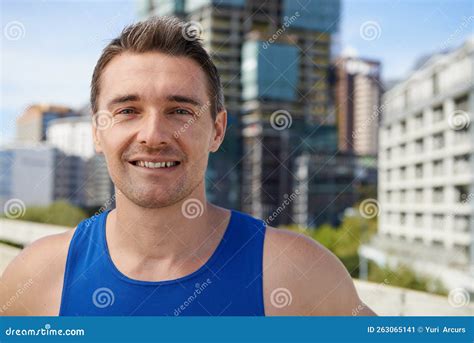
top-left (414, 113), bottom-right (423, 129)
top-left (400, 120), bottom-right (406, 135)
top-left (454, 126), bottom-right (469, 145)
top-left (454, 215), bottom-right (469, 232)
top-left (399, 144), bottom-right (406, 156)
top-left (400, 189), bottom-right (406, 202)
top-left (432, 105), bottom-right (443, 123)
top-left (453, 244), bottom-right (468, 256)
top-left (433, 187), bottom-right (444, 203)
top-left (454, 154), bottom-right (469, 174)
top-left (415, 188), bottom-right (423, 202)
top-left (415, 213), bottom-right (423, 227)
top-left (415, 139), bottom-right (424, 154)
top-left (432, 133), bottom-right (445, 150)
top-left (415, 163), bottom-right (423, 179)
top-left (432, 214), bottom-right (444, 229)
top-left (400, 212), bottom-right (406, 225)
top-left (432, 159), bottom-right (444, 176)
top-left (386, 211), bottom-right (392, 223)
top-left (455, 185), bottom-right (470, 203)
top-left (454, 94), bottom-right (469, 112)
top-left (400, 166), bottom-right (406, 180)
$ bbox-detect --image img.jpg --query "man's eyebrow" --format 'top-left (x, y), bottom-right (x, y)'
top-left (166, 95), bottom-right (202, 107)
top-left (106, 94), bottom-right (203, 108)
top-left (107, 94), bottom-right (141, 108)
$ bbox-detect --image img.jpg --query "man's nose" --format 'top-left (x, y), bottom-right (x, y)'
top-left (136, 112), bottom-right (172, 148)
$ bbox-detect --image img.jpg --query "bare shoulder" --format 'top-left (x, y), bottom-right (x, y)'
top-left (0, 229), bottom-right (75, 316)
top-left (263, 226), bottom-right (375, 316)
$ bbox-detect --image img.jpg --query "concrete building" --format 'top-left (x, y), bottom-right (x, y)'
top-left (333, 56), bottom-right (382, 156)
top-left (0, 143), bottom-right (56, 209)
top-left (47, 116), bottom-right (95, 159)
top-left (16, 104), bottom-right (80, 143)
top-left (363, 38), bottom-right (474, 292)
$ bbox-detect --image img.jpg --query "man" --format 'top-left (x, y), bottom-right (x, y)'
top-left (1, 17), bottom-right (374, 316)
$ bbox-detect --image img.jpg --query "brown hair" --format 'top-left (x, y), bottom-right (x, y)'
top-left (90, 16), bottom-right (224, 120)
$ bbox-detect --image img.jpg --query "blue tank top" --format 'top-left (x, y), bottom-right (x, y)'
top-left (59, 209), bottom-right (267, 316)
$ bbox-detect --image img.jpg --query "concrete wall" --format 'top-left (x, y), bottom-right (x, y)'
top-left (355, 280), bottom-right (474, 316)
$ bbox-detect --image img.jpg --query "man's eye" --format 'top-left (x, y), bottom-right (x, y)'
top-left (117, 108), bottom-right (136, 115)
top-left (173, 108), bottom-right (192, 115)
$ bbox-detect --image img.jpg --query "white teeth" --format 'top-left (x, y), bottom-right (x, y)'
top-left (136, 161), bottom-right (178, 169)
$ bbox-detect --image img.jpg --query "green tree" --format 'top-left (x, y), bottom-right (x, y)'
top-left (7, 201), bottom-right (87, 227)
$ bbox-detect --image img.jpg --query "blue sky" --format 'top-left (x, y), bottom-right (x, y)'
top-left (1, 0), bottom-right (473, 143)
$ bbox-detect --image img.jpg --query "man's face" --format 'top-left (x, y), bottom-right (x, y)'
top-left (93, 51), bottom-right (225, 208)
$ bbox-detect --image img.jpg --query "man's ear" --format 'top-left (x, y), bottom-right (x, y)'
top-left (92, 116), bottom-right (103, 154)
top-left (209, 109), bottom-right (227, 153)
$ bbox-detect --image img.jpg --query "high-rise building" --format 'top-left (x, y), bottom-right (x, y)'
top-left (140, 0), bottom-right (342, 225)
top-left (16, 104), bottom-right (80, 143)
top-left (362, 38), bottom-right (474, 292)
top-left (333, 56), bottom-right (382, 156)
top-left (292, 150), bottom-right (357, 228)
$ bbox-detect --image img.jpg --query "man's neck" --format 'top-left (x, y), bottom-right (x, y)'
top-left (106, 187), bottom-right (230, 269)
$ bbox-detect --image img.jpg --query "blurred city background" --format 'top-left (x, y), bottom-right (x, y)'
top-left (1, 0), bottom-right (473, 315)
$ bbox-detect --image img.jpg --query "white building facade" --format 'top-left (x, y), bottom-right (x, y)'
top-left (369, 38), bottom-right (474, 292)
top-left (46, 116), bottom-right (95, 159)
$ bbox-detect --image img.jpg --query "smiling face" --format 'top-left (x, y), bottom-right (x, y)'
top-left (93, 51), bottom-right (226, 208)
